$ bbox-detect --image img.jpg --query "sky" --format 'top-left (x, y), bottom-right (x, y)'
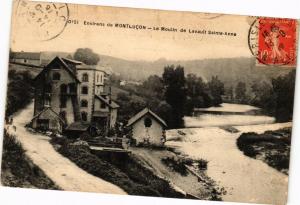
top-left (11, 1), bottom-right (255, 61)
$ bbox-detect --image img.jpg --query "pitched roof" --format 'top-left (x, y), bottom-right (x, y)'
top-left (65, 122), bottom-right (91, 131)
top-left (95, 95), bottom-right (120, 109)
top-left (61, 58), bottom-right (83, 65)
top-left (12, 52), bottom-right (41, 60)
top-left (34, 56), bottom-right (80, 82)
top-left (127, 108), bottom-right (167, 127)
top-left (32, 107), bottom-right (65, 123)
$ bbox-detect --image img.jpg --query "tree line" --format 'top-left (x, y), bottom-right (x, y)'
top-left (115, 65), bottom-right (225, 129)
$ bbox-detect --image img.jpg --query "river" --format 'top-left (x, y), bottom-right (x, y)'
top-left (166, 103), bottom-right (291, 205)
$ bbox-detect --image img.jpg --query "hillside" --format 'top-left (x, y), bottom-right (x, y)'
top-left (38, 51), bottom-right (293, 89)
top-left (97, 55), bottom-right (292, 88)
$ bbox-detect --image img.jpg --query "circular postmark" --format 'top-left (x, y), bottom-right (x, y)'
top-left (248, 17), bottom-right (297, 66)
top-left (16, 0), bottom-right (69, 41)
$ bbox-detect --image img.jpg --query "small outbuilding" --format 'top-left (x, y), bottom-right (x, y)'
top-left (31, 107), bottom-right (65, 133)
top-left (126, 108), bottom-right (167, 147)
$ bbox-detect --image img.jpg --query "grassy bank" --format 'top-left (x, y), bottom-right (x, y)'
top-left (1, 131), bottom-right (60, 189)
top-left (51, 137), bottom-right (186, 198)
top-left (237, 127), bottom-right (291, 174)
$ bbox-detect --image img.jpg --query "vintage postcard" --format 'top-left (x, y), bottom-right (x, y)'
top-left (1, 0), bottom-right (299, 205)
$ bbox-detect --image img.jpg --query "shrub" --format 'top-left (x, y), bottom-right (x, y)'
top-left (161, 156), bottom-right (188, 176)
top-left (196, 159), bottom-right (208, 171)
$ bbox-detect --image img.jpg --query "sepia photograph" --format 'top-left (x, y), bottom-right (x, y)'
top-left (1, 1), bottom-right (299, 205)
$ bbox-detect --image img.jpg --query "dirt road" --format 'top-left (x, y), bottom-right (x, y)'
top-left (6, 102), bottom-right (126, 194)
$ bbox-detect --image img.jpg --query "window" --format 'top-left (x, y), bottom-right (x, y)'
top-left (97, 75), bottom-right (99, 82)
top-left (144, 117), bottom-right (152, 128)
top-left (101, 75), bottom-right (103, 83)
top-left (60, 97), bottom-right (67, 108)
top-left (60, 84), bottom-right (67, 94)
top-left (81, 100), bottom-right (88, 107)
top-left (44, 98), bottom-right (50, 107)
top-left (100, 101), bottom-right (106, 109)
top-left (81, 112), bottom-right (88, 121)
top-left (82, 73), bottom-right (89, 82)
top-left (81, 86), bottom-right (88, 94)
top-left (53, 72), bottom-right (60, 80)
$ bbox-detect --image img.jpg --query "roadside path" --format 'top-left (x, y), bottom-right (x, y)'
top-left (7, 102), bottom-right (126, 194)
top-left (166, 123), bottom-right (291, 205)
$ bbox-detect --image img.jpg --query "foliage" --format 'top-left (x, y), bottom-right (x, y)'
top-left (116, 67), bottom-right (226, 128)
top-left (250, 70), bottom-right (295, 122)
top-left (272, 70), bottom-right (295, 122)
top-left (196, 159), bottom-right (208, 171)
top-left (1, 131), bottom-right (59, 189)
top-left (208, 76), bottom-right (225, 106)
top-left (162, 65), bottom-right (186, 128)
top-left (185, 74), bottom-right (211, 113)
top-left (73, 48), bottom-right (100, 65)
top-left (237, 128), bottom-right (291, 174)
top-left (161, 156), bottom-right (189, 176)
top-left (116, 92), bottom-right (146, 123)
top-left (6, 70), bottom-right (34, 117)
top-left (109, 73), bottom-right (121, 86)
top-left (235, 82), bottom-right (248, 104)
top-left (56, 141), bottom-right (185, 198)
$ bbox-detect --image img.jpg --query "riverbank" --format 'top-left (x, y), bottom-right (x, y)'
top-left (51, 137), bottom-right (186, 198)
top-left (130, 147), bottom-right (223, 200)
top-left (237, 127), bottom-right (291, 175)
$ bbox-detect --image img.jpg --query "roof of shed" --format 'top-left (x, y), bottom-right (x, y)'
top-left (95, 95), bottom-right (120, 109)
top-left (127, 108), bottom-right (167, 127)
top-left (65, 122), bottom-right (91, 131)
top-left (32, 107), bottom-right (65, 123)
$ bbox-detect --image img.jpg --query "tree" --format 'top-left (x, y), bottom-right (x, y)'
top-left (116, 92), bottom-right (146, 123)
top-left (138, 75), bottom-right (164, 100)
top-left (235, 82), bottom-right (247, 104)
top-left (227, 86), bottom-right (234, 102)
top-left (208, 76), bottom-right (225, 106)
top-left (185, 73), bottom-right (211, 114)
top-left (250, 70), bottom-right (295, 122)
top-left (272, 70), bottom-right (295, 122)
top-left (73, 48), bottom-right (100, 65)
top-left (162, 65), bottom-right (186, 128)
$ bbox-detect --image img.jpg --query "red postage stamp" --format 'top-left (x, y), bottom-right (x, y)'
top-left (249, 17), bottom-right (298, 67)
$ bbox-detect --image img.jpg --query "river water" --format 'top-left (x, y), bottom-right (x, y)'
top-left (184, 103), bottom-right (275, 128)
top-left (166, 103), bottom-right (290, 205)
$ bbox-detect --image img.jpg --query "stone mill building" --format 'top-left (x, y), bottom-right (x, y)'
top-left (31, 56), bottom-right (119, 133)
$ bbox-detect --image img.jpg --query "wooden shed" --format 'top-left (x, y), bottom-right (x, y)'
top-left (126, 108), bottom-right (167, 147)
top-left (31, 107), bottom-right (65, 133)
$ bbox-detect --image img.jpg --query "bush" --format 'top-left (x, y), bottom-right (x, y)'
top-left (6, 70), bottom-right (34, 116)
top-left (196, 159), bottom-right (208, 171)
top-left (236, 128), bottom-right (291, 174)
top-left (161, 156), bottom-right (188, 176)
top-left (56, 142), bottom-right (184, 197)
